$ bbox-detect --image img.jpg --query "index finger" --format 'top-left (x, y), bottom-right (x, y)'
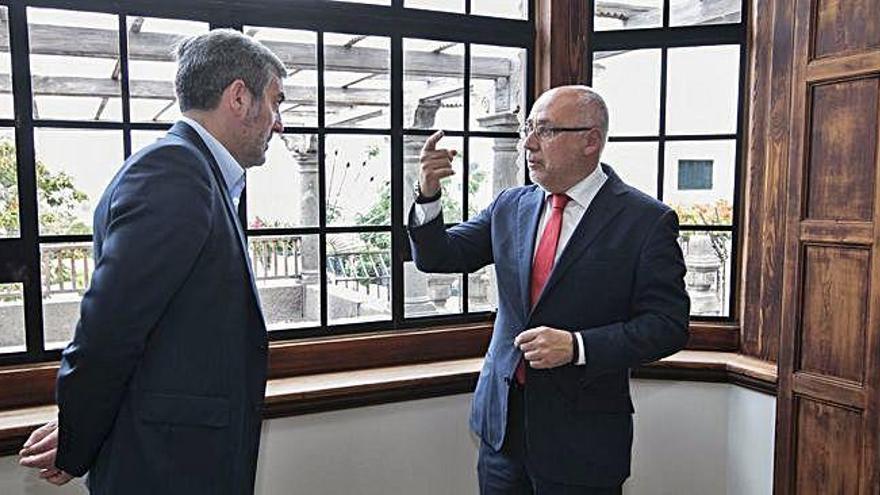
top-left (422, 130), bottom-right (444, 153)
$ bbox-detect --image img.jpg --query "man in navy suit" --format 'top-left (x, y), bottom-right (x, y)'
top-left (409, 86), bottom-right (690, 494)
top-left (18, 29), bottom-right (285, 494)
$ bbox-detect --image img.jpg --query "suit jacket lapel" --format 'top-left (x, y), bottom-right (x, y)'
top-left (516, 186), bottom-right (545, 320)
top-left (167, 122), bottom-right (264, 320)
top-left (530, 165), bottom-right (630, 313)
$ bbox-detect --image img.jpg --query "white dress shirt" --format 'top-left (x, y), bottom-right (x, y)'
top-left (412, 165), bottom-right (609, 365)
top-left (179, 116), bottom-right (246, 210)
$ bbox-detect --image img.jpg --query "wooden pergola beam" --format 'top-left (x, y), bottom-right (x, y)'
top-left (0, 74), bottom-right (390, 107)
top-left (0, 22), bottom-right (511, 79)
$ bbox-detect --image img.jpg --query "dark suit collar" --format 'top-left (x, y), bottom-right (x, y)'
top-left (524, 163), bottom-right (630, 316)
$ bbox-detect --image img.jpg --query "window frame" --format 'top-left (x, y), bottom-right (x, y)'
top-left (0, 0), bottom-right (534, 366)
top-left (585, 0), bottom-right (749, 322)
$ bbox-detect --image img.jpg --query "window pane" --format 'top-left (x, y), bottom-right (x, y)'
top-left (41, 241), bottom-right (92, 349)
top-left (593, 49), bottom-right (661, 137)
top-left (405, 0), bottom-right (465, 13)
top-left (325, 34), bottom-right (390, 129)
top-left (0, 282), bottom-right (25, 354)
top-left (0, 6), bottom-right (14, 119)
top-left (250, 234), bottom-right (320, 330)
top-left (0, 128), bottom-right (19, 238)
top-left (247, 26), bottom-right (317, 128)
top-left (327, 233), bottom-right (391, 324)
top-left (248, 134), bottom-right (318, 229)
top-left (594, 0), bottom-right (662, 31)
top-left (680, 229), bottom-right (732, 317)
top-left (601, 141), bottom-right (659, 197)
top-left (131, 129), bottom-right (167, 152)
top-left (468, 265), bottom-right (497, 312)
top-left (402, 135), bottom-right (462, 224)
top-left (34, 129), bottom-right (123, 236)
top-left (471, 0), bottom-right (527, 20)
top-left (670, 0), bottom-right (742, 27)
top-left (666, 45), bottom-right (740, 135)
top-left (664, 140), bottom-right (735, 225)
top-left (404, 39), bottom-right (464, 130)
top-left (469, 136), bottom-right (523, 216)
top-left (404, 261), bottom-right (463, 318)
top-left (28, 8), bottom-right (121, 121)
top-left (128, 17), bottom-right (208, 123)
top-left (326, 134), bottom-right (391, 227)
top-left (470, 45), bottom-right (525, 131)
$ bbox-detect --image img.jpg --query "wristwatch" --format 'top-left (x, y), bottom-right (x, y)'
top-left (413, 181), bottom-right (442, 204)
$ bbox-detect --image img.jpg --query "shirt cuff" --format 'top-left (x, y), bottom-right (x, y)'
top-left (412, 199), bottom-right (442, 226)
top-left (574, 332), bottom-right (586, 366)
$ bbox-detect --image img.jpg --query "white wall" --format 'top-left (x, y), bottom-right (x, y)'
top-left (0, 380), bottom-right (775, 495)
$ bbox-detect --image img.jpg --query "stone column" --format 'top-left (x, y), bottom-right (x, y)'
top-left (475, 111), bottom-right (521, 196)
top-left (286, 134), bottom-right (320, 286)
top-left (403, 134), bottom-right (437, 316)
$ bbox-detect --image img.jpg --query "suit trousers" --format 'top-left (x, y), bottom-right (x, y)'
top-left (477, 383), bottom-right (623, 495)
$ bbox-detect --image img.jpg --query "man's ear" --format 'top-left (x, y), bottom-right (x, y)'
top-left (583, 128), bottom-right (603, 158)
top-left (223, 79), bottom-right (252, 117)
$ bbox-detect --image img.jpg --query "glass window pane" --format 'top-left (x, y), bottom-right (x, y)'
top-left (593, 49), bottom-right (661, 137)
top-left (404, 39), bottom-right (464, 130)
top-left (670, 0), bottom-right (742, 27)
top-left (666, 45), bottom-right (740, 135)
top-left (325, 34), bottom-right (390, 129)
top-left (247, 27), bottom-right (317, 128)
top-left (34, 129), bottom-right (123, 236)
top-left (404, 261), bottom-right (463, 318)
top-left (28, 8), bottom-right (121, 121)
top-left (405, 0), bottom-right (465, 13)
top-left (594, 0), bottom-right (662, 31)
top-left (680, 229), bottom-right (732, 317)
top-left (470, 45), bottom-right (525, 131)
top-left (327, 233), bottom-right (391, 324)
top-left (326, 134), bottom-right (391, 227)
top-left (664, 140), bottom-right (735, 225)
top-left (402, 135), bottom-right (462, 224)
top-left (471, 0), bottom-right (527, 20)
top-left (249, 134), bottom-right (318, 229)
top-left (41, 241), bottom-right (92, 349)
top-left (0, 128), bottom-right (19, 238)
top-left (468, 265), bottom-right (497, 313)
top-left (601, 141), bottom-right (659, 198)
top-left (0, 6), bottom-right (14, 119)
top-left (0, 282), bottom-right (25, 354)
top-left (468, 136), bottom-right (523, 216)
top-left (128, 17), bottom-right (208, 123)
top-left (250, 234), bottom-right (320, 330)
top-left (130, 129), bottom-right (167, 152)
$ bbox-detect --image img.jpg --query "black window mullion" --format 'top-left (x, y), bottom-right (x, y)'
top-left (118, 13), bottom-right (132, 158)
top-left (461, 41), bottom-right (470, 314)
top-left (657, 47), bottom-right (668, 202)
top-left (9, 2), bottom-right (45, 356)
top-left (316, 30), bottom-right (328, 332)
top-left (727, 28), bottom-right (750, 319)
top-left (390, 32), bottom-right (404, 327)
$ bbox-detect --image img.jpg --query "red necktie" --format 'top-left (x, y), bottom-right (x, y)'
top-left (515, 193), bottom-right (571, 385)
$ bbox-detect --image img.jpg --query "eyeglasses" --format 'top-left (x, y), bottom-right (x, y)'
top-left (518, 122), bottom-right (596, 140)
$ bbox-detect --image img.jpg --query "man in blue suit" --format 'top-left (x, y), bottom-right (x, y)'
top-left (18, 29), bottom-right (285, 493)
top-left (409, 86), bottom-right (690, 494)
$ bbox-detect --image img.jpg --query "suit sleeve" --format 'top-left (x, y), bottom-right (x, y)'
top-left (577, 209), bottom-right (690, 372)
top-left (406, 192), bottom-right (499, 274)
top-left (54, 145), bottom-right (215, 476)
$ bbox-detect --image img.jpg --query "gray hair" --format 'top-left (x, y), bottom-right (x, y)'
top-left (175, 29), bottom-right (286, 112)
top-left (573, 87), bottom-right (609, 150)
